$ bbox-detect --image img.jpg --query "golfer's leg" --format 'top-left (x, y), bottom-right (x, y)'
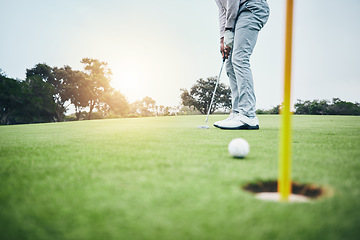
top-left (226, 58), bottom-right (239, 113)
top-left (232, 0), bottom-right (269, 118)
top-left (232, 28), bottom-right (257, 117)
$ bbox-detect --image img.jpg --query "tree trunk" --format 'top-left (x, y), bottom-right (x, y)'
top-left (55, 106), bottom-right (64, 122)
top-left (75, 105), bottom-right (81, 120)
top-left (88, 101), bottom-right (95, 120)
top-left (1, 111), bottom-right (10, 125)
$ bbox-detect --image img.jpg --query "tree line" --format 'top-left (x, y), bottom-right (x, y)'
top-left (256, 99), bottom-right (360, 115)
top-left (0, 58), bottom-right (176, 125)
top-left (293, 98), bottom-right (360, 115)
top-left (1, 60), bottom-right (359, 125)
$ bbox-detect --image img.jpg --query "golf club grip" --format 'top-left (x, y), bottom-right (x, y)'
top-left (205, 60), bottom-right (225, 123)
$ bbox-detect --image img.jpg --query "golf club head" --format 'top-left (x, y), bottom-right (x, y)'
top-left (198, 125), bottom-right (209, 129)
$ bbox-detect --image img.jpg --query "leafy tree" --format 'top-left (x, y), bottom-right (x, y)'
top-left (294, 100), bottom-right (310, 114)
top-left (294, 98), bottom-right (360, 115)
top-left (328, 98), bottom-right (360, 115)
top-left (296, 99), bottom-right (330, 115)
top-left (80, 58), bottom-right (113, 120)
top-left (309, 100), bottom-right (329, 115)
top-left (1, 73), bottom-right (57, 124)
top-left (26, 63), bottom-right (55, 83)
top-left (256, 105), bottom-right (280, 114)
top-left (0, 68), bottom-right (6, 77)
top-left (142, 96), bottom-right (156, 114)
top-left (100, 90), bottom-right (129, 117)
top-left (156, 105), bottom-right (171, 116)
top-left (23, 75), bottom-right (57, 123)
top-left (51, 66), bottom-right (78, 120)
top-left (269, 105), bottom-right (281, 114)
top-left (26, 63), bottom-right (70, 121)
top-left (0, 75), bottom-right (24, 124)
top-left (163, 106), bottom-right (173, 116)
top-left (129, 96), bottom-right (157, 117)
top-left (53, 66), bottom-right (88, 120)
top-left (181, 77), bottom-right (231, 114)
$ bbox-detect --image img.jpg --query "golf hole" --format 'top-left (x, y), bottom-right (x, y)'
top-left (242, 180), bottom-right (329, 202)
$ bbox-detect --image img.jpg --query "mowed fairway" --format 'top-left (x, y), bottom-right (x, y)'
top-left (1, 115), bottom-right (359, 240)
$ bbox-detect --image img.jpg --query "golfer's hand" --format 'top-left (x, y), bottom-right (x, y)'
top-left (220, 38), bottom-right (231, 60)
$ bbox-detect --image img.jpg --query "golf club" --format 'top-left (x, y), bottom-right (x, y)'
top-left (198, 58), bottom-right (226, 129)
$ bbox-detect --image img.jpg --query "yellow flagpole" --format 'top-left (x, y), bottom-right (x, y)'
top-left (278, 0), bottom-right (294, 201)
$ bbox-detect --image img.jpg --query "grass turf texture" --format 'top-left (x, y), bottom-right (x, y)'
top-left (0, 115), bottom-right (359, 240)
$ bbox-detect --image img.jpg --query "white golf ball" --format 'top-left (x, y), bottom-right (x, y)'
top-left (228, 138), bottom-right (250, 158)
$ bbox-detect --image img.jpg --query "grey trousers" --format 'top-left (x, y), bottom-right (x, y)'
top-left (226, 0), bottom-right (269, 117)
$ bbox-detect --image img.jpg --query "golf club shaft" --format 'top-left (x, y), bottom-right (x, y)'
top-left (205, 59), bottom-right (225, 123)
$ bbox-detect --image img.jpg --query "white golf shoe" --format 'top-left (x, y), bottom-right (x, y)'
top-left (214, 114), bottom-right (259, 130)
top-left (213, 113), bottom-right (235, 128)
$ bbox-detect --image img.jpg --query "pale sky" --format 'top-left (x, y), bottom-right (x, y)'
top-left (1, 0), bottom-right (359, 110)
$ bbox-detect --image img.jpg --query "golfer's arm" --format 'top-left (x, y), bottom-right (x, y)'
top-left (225, 0), bottom-right (241, 31)
top-left (216, 0), bottom-right (226, 39)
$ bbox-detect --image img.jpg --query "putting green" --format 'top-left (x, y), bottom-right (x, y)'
top-left (0, 115), bottom-right (359, 240)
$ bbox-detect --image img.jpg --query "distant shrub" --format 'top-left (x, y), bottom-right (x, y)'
top-left (295, 98), bottom-right (360, 115)
top-left (256, 105), bottom-right (280, 115)
top-left (65, 116), bottom-right (77, 121)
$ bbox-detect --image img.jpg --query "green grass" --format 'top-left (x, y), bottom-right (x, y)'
top-left (1, 115), bottom-right (359, 240)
